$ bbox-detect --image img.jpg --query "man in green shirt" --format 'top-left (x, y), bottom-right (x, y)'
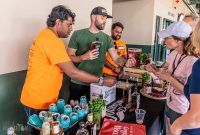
top-left (67, 6), bottom-right (135, 100)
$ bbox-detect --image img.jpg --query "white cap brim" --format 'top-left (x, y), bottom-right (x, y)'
top-left (157, 30), bottom-right (171, 39)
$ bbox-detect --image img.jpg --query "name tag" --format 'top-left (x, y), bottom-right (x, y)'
top-left (118, 46), bottom-right (124, 50)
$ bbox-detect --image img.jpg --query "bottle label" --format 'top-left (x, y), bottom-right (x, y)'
top-left (42, 122), bottom-right (50, 135)
top-left (102, 106), bottom-right (106, 118)
top-left (52, 121), bottom-right (60, 134)
top-left (88, 113), bottom-right (93, 122)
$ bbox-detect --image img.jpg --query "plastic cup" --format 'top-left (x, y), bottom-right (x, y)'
top-left (135, 109), bottom-right (146, 124)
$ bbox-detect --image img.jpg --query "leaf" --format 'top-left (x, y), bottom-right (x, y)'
top-left (88, 98), bottom-right (106, 113)
top-left (142, 72), bottom-right (150, 81)
top-left (139, 53), bottom-right (148, 63)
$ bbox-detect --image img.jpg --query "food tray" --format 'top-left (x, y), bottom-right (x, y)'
top-left (27, 116), bottom-right (86, 132)
top-left (140, 88), bottom-right (169, 100)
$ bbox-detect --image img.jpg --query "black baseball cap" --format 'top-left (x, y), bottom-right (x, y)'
top-left (91, 6), bottom-right (113, 18)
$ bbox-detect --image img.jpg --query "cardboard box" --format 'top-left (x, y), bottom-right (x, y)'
top-left (90, 83), bottom-right (116, 105)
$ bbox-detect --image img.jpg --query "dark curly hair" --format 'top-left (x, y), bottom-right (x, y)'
top-left (112, 22), bottom-right (124, 30)
top-left (47, 5), bottom-right (76, 27)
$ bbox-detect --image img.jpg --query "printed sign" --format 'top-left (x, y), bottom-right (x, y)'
top-left (99, 118), bottom-right (146, 135)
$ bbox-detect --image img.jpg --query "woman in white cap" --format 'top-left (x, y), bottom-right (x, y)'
top-left (170, 21), bottom-right (200, 135)
top-left (147, 21), bottom-right (197, 134)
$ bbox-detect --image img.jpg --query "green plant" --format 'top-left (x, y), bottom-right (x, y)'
top-left (142, 72), bottom-right (151, 83)
top-left (139, 53), bottom-right (148, 64)
top-left (89, 98), bottom-right (106, 112)
top-left (89, 98), bottom-right (106, 122)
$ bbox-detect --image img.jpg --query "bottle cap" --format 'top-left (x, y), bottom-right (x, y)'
top-left (79, 121), bottom-right (85, 127)
top-left (99, 94), bottom-right (103, 99)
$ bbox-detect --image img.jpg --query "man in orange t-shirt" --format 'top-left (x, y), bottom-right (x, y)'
top-left (103, 22), bottom-right (127, 77)
top-left (20, 6), bottom-right (116, 131)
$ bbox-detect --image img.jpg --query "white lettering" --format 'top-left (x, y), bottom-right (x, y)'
top-left (112, 125), bottom-right (122, 135)
top-left (112, 126), bottom-right (129, 135)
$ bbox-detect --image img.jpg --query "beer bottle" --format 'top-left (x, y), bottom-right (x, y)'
top-left (90, 37), bottom-right (101, 52)
top-left (76, 121), bottom-right (88, 135)
top-left (87, 113), bottom-right (96, 135)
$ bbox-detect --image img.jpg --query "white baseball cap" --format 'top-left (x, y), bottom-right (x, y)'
top-left (158, 21), bottom-right (192, 39)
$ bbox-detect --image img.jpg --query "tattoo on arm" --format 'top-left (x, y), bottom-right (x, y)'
top-left (105, 60), bottom-right (116, 70)
top-left (108, 47), bottom-right (126, 67)
top-left (116, 57), bottom-right (126, 67)
top-left (67, 48), bottom-right (76, 56)
top-left (67, 48), bottom-right (83, 63)
top-left (109, 48), bottom-right (118, 60)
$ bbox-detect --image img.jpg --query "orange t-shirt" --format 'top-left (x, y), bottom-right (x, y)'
top-left (20, 28), bottom-right (71, 109)
top-left (103, 39), bottom-right (127, 76)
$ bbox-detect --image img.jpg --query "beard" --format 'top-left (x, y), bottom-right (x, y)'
top-left (58, 30), bottom-right (70, 38)
top-left (59, 33), bottom-right (69, 38)
top-left (95, 21), bottom-right (105, 30)
top-left (112, 35), bottom-right (121, 40)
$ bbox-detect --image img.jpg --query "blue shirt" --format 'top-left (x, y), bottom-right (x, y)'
top-left (182, 59), bottom-right (200, 135)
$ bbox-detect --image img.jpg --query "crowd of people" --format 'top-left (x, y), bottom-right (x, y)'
top-left (20, 5), bottom-right (135, 134)
top-left (20, 4), bottom-right (200, 135)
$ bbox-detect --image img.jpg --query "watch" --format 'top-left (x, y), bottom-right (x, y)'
top-left (98, 77), bottom-right (104, 86)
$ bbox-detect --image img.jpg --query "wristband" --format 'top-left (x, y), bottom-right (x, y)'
top-left (98, 77), bottom-right (104, 86)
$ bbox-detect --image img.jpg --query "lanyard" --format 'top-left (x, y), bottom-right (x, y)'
top-left (171, 53), bottom-right (187, 76)
top-left (169, 53), bottom-right (187, 102)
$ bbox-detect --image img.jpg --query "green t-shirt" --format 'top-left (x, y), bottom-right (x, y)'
top-left (68, 28), bottom-right (114, 85)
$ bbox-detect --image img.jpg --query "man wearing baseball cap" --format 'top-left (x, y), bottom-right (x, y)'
top-left (90, 6), bottom-right (113, 18)
top-left (67, 6), bottom-right (136, 101)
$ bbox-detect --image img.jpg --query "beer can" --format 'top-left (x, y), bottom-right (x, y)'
top-left (64, 104), bottom-right (72, 115)
top-left (49, 103), bottom-right (58, 113)
top-left (39, 111), bottom-right (47, 122)
top-left (57, 99), bottom-right (65, 114)
top-left (69, 112), bottom-right (78, 124)
top-left (59, 114), bottom-right (70, 129)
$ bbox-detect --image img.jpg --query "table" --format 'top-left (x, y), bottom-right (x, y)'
top-left (105, 94), bottom-right (166, 135)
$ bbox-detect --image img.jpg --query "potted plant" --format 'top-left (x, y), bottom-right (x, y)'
top-left (139, 53), bottom-right (148, 69)
top-left (142, 72), bottom-right (151, 86)
top-left (88, 97), bottom-right (106, 122)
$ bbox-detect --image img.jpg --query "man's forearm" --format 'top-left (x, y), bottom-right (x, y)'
top-left (71, 69), bottom-right (99, 83)
top-left (115, 57), bottom-right (126, 67)
top-left (58, 62), bottom-right (99, 83)
top-left (105, 60), bottom-right (117, 70)
top-left (68, 55), bottom-right (85, 63)
top-left (108, 47), bottom-right (126, 67)
top-left (67, 48), bottom-right (85, 63)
